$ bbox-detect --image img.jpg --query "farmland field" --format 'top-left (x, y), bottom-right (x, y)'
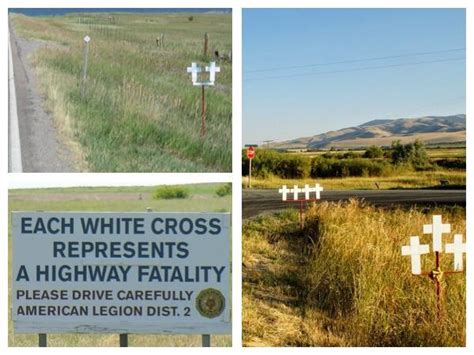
top-left (8, 184), bottom-right (232, 347)
top-left (243, 202), bottom-right (465, 346)
top-left (10, 12), bottom-right (232, 172)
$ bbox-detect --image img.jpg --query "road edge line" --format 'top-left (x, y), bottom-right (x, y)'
top-left (9, 29), bottom-right (23, 173)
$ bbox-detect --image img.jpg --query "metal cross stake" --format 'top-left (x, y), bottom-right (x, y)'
top-left (401, 215), bottom-right (466, 320)
top-left (81, 35), bottom-right (91, 97)
top-left (278, 183), bottom-right (324, 229)
top-left (187, 61), bottom-right (221, 138)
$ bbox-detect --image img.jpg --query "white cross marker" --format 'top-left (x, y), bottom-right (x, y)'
top-left (205, 61), bottom-right (221, 84)
top-left (314, 183), bottom-right (323, 199)
top-left (278, 185), bottom-right (290, 201)
top-left (423, 215), bottom-right (451, 252)
top-left (303, 184), bottom-right (311, 200)
top-left (445, 234), bottom-right (466, 271)
top-left (84, 35), bottom-right (91, 43)
top-left (401, 236), bottom-right (430, 275)
top-left (187, 62), bottom-right (201, 85)
top-left (291, 185), bottom-right (301, 200)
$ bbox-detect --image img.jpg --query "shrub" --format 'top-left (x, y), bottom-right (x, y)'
top-left (216, 183), bottom-right (232, 197)
top-left (391, 140), bottom-right (432, 170)
top-left (363, 145), bottom-right (384, 159)
top-left (153, 186), bottom-right (189, 199)
top-left (435, 159), bottom-right (466, 170)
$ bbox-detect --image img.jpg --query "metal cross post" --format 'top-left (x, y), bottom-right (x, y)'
top-left (279, 184), bottom-right (323, 229)
top-left (187, 62), bottom-right (220, 138)
top-left (401, 215), bottom-right (466, 320)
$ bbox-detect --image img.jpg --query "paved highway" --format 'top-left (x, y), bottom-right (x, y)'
top-left (243, 189), bottom-right (466, 219)
top-left (9, 24), bottom-right (77, 172)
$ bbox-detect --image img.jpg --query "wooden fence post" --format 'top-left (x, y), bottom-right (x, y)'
top-left (204, 33), bottom-right (209, 57)
top-left (39, 333), bottom-right (47, 347)
top-left (119, 333), bottom-right (128, 347)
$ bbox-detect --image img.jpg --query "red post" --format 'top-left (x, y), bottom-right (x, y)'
top-left (435, 251), bottom-right (442, 320)
top-left (201, 85), bottom-right (206, 137)
top-left (299, 200), bottom-right (304, 230)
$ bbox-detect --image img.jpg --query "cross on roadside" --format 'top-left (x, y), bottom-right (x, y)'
top-left (187, 62), bottom-right (201, 85)
top-left (278, 185), bottom-right (290, 201)
top-left (445, 234), bottom-right (466, 271)
top-left (423, 215), bottom-right (451, 253)
top-left (205, 61), bottom-right (221, 85)
top-left (290, 185), bottom-right (301, 200)
top-left (401, 236), bottom-right (430, 275)
top-left (314, 183), bottom-right (323, 199)
top-left (303, 184), bottom-right (312, 200)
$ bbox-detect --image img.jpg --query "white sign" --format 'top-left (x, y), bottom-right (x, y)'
top-left (278, 184), bottom-right (323, 201)
top-left (187, 61), bottom-right (220, 86)
top-left (12, 212), bottom-right (230, 334)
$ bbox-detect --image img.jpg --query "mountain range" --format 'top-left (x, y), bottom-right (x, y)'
top-left (272, 114), bottom-right (466, 149)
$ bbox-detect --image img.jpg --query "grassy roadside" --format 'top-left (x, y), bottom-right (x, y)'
top-left (243, 170), bottom-right (466, 190)
top-left (243, 202), bottom-right (465, 346)
top-left (9, 184), bottom-right (232, 347)
top-left (11, 12), bottom-right (232, 172)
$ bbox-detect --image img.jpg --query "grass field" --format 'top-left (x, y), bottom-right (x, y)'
top-left (8, 184), bottom-right (232, 347)
top-left (244, 170), bottom-right (466, 190)
top-left (11, 12), bottom-right (232, 172)
top-left (243, 202), bottom-right (465, 346)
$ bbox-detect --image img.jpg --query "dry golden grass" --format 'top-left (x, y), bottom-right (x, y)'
top-left (243, 202), bottom-right (466, 346)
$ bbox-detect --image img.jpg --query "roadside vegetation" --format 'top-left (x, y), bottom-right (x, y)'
top-left (8, 184), bottom-right (231, 347)
top-left (11, 12), bottom-right (232, 172)
top-left (243, 201), bottom-right (465, 346)
top-left (242, 142), bottom-right (465, 189)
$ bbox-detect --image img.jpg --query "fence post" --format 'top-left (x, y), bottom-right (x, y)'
top-left (204, 33), bottom-right (209, 57)
top-left (202, 334), bottom-right (211, 347)
top-left (39, 333), bottom-right (47, 347)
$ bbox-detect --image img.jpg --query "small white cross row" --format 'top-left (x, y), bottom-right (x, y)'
top-left (278, 185), bottom-right (290, 201)
top-left (187, 62), bottom-right (201, 84)
top-left (290, 185), bottom-right (302, 200)
top-left (423, 215), bottom-right (451, 252)
top-left (301, 184), bottom-right (324, 200)
top-left (205, 61), bottom-right (221, 85)
top-left (445, 234), bottom-right (466, 271)
top-left (401, 236), bottom-right (430, 275)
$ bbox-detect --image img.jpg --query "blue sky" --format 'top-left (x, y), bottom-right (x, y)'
top-left (243, 9), bottom-right (466, 145)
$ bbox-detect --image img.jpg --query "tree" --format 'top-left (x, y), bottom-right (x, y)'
top-left (391, 140), bottom-right (431, 169)
top-left (363, 145), bottom-right (384, 159)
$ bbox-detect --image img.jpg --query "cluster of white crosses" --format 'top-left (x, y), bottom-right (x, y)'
top-left (187, 62), bottom-right (221, 86)
top-left (278, 184), bottom-right (323, 201)
top-left (401, 215), bottom-right (466, 275)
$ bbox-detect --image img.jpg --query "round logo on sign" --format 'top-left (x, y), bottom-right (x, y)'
top-left (195, 288), bottom-right (225, 318)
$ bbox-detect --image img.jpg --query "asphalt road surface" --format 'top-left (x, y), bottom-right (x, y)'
top-left (9, 24), bottom-right (77, 172)
top-left (243, 189), bottom-right (466, 219)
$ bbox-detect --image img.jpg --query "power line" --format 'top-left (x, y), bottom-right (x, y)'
top-left (244, 47), bottom-right (465, 74)
top-left (244, 57), bottom-right (465, 82)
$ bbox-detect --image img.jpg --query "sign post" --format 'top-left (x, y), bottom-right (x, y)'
top-left (81, 35), bottom-right (91, 97)
top-left (246, 146), bottom-right (255, 188)
top-left (12, 212), bottom-right (231, 345)
top-left (187, 62), bottom-right (221, 138)
top-left (278, 184), bottom-right (323, 229)
top-left (401, 215), bottom-right (465, 320)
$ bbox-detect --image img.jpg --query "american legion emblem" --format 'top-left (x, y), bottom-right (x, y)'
top-left (195, 288), bottom-right (225, 318)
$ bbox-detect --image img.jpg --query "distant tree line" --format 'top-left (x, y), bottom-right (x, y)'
top-left (242, 140), bottom-right (464, 179)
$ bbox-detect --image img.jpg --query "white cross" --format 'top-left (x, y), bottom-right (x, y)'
top-left (303, 184), bottom-right (312, 200)
top-left (423, 215), bottom-right (451, 252)
top-left (290, 185), bottom-right (301, 200)
top-left (187, 62), bottom-right (201, 84)
top-left (445, 234), bottom-right (466, 271)
top-left (278, 185), bottom-right (290, 201)
top-left (314, 183), bottom-right (323, 199)
top-left (205, 61), bottom-right (221, 84)
top-left (401, 236), bottom-right (430, 275)
top-left (84, 35), bottom-right (91, 43)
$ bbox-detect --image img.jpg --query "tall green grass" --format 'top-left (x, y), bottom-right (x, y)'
top-left (11, 12), bottom-right (232, 172)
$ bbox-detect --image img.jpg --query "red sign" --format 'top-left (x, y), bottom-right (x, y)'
top-left (247, 146), bottom-right (255, 159)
